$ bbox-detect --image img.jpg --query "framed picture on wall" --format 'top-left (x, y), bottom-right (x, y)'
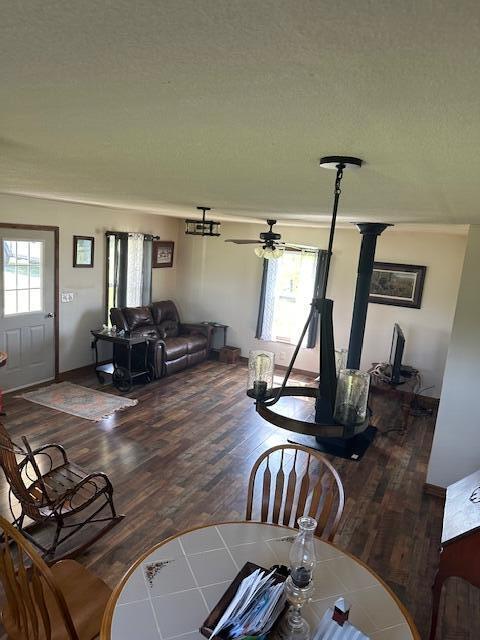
top-left (369, 262), bottom-right (426, 309)
top-left (152, 240), bottom-right (174, 268)
top-left (73, 235), bottom-right (94, 268)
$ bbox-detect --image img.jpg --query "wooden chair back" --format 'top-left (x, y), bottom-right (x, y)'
top-left (246, 444), bottom-right (345, 541)
top-left (0, 422), bottom-right (41, 521)
top-left (0, 515), bottom-right (79, 640)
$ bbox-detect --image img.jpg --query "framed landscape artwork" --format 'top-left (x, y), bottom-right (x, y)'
top-left (73, 235), bottom-right (94, 268)
top-left (369, 262), bottom-right (426, 309)
top-left (152, 240), bottom-right (174, 268)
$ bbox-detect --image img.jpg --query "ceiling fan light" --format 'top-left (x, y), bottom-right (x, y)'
top-left (272, 247), bottom-right (284, 258)
top-left (254, 246), bottom-right (265, 258)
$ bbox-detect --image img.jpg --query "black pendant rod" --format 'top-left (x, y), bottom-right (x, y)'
top-left (197, 206), bottom-right (211, 236)
top-left (321, 163), bottom-right (344, 299)
top-left (263, 161), bottom-right (345, 408)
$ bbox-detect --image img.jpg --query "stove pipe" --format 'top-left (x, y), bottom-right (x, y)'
top-left (346, 223), bottom-right (391, 369)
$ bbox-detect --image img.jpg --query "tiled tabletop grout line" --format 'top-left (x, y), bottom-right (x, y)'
top-left (166, 631), bottom-right (206, 640)
top-left (147, 583), bottom-right (226, 599)
top-left (173, 546), bottom-right (225, 556)
top-left (139, 554), bottom-right (165, 640)
top-left (148, 596), bottom-right (164, 640)
top-left (214, 526), bottom-right (241, 572)
top-left (117, 596), bottom-right (150, 607)
top-left (178, 536), bottom-right (211, 614)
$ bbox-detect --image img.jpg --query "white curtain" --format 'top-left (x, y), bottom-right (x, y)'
top-left (126, 234), bottom-right (144, 307)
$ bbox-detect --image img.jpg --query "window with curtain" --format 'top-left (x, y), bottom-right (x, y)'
top-left (105, 232), bottom-right (154, 322)
top-left (256, 249), bottom-right (328, 348)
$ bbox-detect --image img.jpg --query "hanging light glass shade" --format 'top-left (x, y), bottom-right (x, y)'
top-left (334, 348), bottom-right (348, 376)
top-left (254, 245), bottom-right (285, 259)
top-left (333, 369), bottom-right (370, 427)
top-left (247, 350), bottom-right (275, 399)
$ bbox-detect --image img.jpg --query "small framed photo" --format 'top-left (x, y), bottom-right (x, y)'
top-left (153, 240), bottom-right (174, 268)
top-left (73, 235), bottom-right (94, 268)
top-left (369, 262), bottom-right (426, 309)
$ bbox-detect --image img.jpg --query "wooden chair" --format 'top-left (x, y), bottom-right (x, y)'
top-left (246, 444), bottom-right (345, 541)
top-left (0, 514), bottom-right (111, 639)
top-left (0, 422), bottom-right (124, 561)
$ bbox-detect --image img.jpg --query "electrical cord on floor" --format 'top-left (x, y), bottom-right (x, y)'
top-left (409, 384), bottom-right (434, 417)
top-left (370, 364), bottom-right (434, 434)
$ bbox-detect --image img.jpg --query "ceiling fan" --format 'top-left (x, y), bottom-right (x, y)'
top-left (225, 219), bottom-right (313, 259)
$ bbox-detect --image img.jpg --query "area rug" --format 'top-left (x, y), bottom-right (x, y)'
top-left (19, 381), bottom-right (138, 421)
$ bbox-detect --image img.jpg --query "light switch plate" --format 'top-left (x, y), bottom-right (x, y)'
top-left (61, 292), bottom-right (74, 303)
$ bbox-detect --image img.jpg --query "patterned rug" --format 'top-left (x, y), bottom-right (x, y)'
top-left (19, 381), bottom-right (138, 421)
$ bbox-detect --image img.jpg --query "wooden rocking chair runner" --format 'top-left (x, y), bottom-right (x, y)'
top-left (0, 514), bottom-right (112, 640)
top-left (246, 444), bottom-right (345, 541)
top-left (0, 422), bottom-right (124, 561)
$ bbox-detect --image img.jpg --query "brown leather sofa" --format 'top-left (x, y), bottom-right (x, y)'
top-left (110, 301), bottom-right (211, 378)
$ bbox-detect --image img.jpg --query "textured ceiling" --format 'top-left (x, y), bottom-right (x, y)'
top-left (1, 1), bottom-right (479, 225)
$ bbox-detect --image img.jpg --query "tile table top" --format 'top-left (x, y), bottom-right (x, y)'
top-left (102, 522), bottom-right (418, 640)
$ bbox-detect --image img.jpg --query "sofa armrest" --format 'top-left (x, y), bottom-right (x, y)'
top-left (180, 323), bottom-right (213, 347)
top-left (180, 323), bottom-right (212, 335)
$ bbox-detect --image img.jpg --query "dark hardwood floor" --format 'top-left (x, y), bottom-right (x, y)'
top-left (1, 360), bottom-right (476, 639)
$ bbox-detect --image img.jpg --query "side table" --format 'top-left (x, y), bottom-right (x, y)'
top-left (368, 362), bottom-right (420, 433)
top-left (429, 469), bottom-right (480, 639)
top-left (200, 322), bottom-right (229, 355)
top-left (91, 330), bottom-right (152, 392)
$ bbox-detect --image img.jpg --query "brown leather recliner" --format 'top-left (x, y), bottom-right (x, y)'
top-left (110, 301), bottom-right (211, 378)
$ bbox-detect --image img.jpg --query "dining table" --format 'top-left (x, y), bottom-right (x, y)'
top-left (100, 521), bottom-right (420, 640)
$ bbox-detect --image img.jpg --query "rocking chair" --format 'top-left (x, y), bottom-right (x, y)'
top-left (0, 421), bottom-right (124, 561)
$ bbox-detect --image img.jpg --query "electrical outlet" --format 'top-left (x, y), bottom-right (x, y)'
top-left (61, 292), bottom-right (74, 303)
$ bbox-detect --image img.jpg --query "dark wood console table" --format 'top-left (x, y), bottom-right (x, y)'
top-left (91, 330), bottom-right (151, 392)
top-left (429, 468), bottom-right (480, 639)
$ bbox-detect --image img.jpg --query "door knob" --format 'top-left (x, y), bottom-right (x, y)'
top-left (46, 312), bottom-right (55, 318)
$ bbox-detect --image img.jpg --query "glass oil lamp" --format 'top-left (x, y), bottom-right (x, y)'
top-left (279, 516), bottom-right (317, 640)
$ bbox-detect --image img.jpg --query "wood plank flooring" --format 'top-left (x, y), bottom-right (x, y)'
top-left (1, 361), bottom-right (477, 639)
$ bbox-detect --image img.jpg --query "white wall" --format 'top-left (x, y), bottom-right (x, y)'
top-left (427, 225), bottom-right (480, 487)
top-left (0, 194), bottom-right (180, 372)
top-left (176, 221), bottom-right (467, 397)
top-left (0, 194), bottom-right (467, 400)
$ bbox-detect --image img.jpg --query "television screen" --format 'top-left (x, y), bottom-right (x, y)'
top-left (389, 324), bottom-right (405, 384)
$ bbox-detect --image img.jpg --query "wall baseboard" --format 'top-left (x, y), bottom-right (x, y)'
top-left (423, 482), bottom-right (446, 500)
top-left (57, 361), bottom-right (109, 381)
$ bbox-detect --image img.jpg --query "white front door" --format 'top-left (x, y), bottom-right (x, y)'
top-left (0, 228), bottom-right (56, 392)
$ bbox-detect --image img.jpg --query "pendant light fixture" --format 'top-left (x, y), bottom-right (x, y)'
top-left (247, 155), bottom-right (375, 449)
top-left (185, 206), bottom-right (221, 237)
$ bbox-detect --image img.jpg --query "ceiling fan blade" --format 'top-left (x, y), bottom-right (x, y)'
top-left (224, 239), bottom-right (262, 244)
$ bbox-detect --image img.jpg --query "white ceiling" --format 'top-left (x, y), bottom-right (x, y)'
top-left (1, 1), bottom-right (479, 226)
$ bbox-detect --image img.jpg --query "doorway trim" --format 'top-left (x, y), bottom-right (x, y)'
top-left (0, 223), bottom-right (60, 379)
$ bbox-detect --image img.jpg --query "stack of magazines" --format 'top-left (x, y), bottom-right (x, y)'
top-left (209, 567), bottom-right (286, 639)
